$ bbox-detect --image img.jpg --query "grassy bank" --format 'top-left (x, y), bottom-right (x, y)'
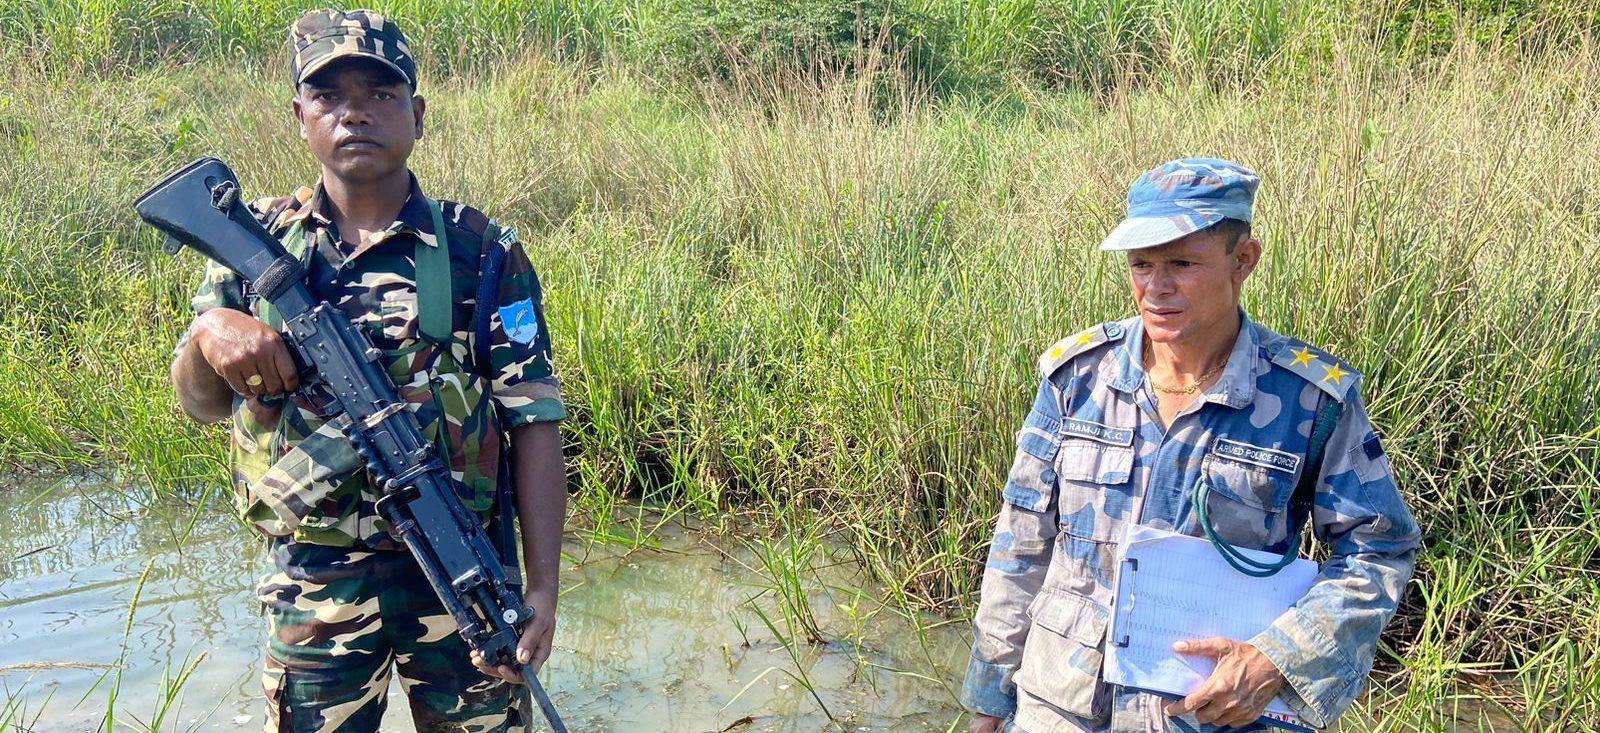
top-left (3, 2), bottom-right (1600, 730)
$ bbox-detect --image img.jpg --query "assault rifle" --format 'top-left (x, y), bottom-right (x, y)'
top-left (135, 158), bottom-right (568, 733)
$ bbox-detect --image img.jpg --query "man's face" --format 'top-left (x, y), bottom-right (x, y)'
top-left (1126, 227), bottom-right (1261, 347)
top-left (293, 58), bottom-right (424, 185)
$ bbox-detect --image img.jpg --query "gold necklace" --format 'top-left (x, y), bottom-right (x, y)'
top-left (1144, 352), bottom-right (1229, 395)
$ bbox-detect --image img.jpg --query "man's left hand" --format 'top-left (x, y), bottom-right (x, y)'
top-left (470, 585), bottom-right (558, 684)
top-left (1163, 637), bottom-right (1286, 728)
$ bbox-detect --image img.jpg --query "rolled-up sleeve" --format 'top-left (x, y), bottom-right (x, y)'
top-left (1248, 392), bottom-right (1420, 728)
top-left (486, 228), bottom-right (566, 426)
top-left (962, 380), bottom-right (1062, 718)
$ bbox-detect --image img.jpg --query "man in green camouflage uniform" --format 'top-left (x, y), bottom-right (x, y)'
top-left (170, 10), bottom-right (566, 732)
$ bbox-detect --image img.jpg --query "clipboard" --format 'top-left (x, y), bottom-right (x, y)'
top-left (1105, 524), bottom-right (1320, 732)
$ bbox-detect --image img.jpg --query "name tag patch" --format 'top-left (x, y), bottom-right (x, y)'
top-left (1212, 439), bottom-right (1301, 474)
top-left (1061, 418), bottom-right (1133, 446)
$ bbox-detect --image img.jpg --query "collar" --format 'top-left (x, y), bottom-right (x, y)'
top-left (1109, 318), bottom-right (1146, 394)
top-left (1207, 309), bottom-right (1260, 408)
top-left (1108, 308), bottom-right (1259, 409)
top-left (280, 173), bottom-right (439, 247)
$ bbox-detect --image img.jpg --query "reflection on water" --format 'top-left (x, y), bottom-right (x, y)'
top-left (0, 476), bottom-right (970, 732)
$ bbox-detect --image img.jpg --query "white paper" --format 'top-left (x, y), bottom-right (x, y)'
top-left (1104, 524), bottom-right (1319, 730)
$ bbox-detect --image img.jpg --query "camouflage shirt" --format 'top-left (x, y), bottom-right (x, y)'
top-left (181, 175), bottom-right (565, 550)
top-left (961, 311), bottom-right (1420, 733)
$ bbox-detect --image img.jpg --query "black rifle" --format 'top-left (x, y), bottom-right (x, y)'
top-left (136, 158), bottom-right (568, 733)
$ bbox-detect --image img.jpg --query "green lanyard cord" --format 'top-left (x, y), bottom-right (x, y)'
top-left (1194, 480), bottom-right (1302, 578)
top-left (1193, 397), bottom-right (1344, 578)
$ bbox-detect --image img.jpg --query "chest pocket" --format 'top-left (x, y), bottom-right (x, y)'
top-left (1196, 447), bottom-right (1300, 549)
top-left (371, 286), bottom-right (421, 344)
top-left (1201, 450), bottom-right (1297, 510)
top-left (1055, 438), bottom-right (1134, 542)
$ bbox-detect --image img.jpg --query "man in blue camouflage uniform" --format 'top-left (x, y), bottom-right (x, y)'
top-left (962, 158), bottom-right (1420, 733)
top-left (169, 10), bottom-right (566, 732)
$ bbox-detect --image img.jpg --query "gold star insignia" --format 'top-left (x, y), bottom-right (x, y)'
top-left (1290, 346), bottom-right (1314, 367)
top-left (1047, 345), bottom-right (1065, 362)
top-left (1322, 363), bottom-right (1349, 385)
top-left (1075, 330), bottom-right (1095, 346)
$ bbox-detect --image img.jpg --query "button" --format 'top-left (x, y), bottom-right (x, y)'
top-left (1105, 323), bottom-right (1123, 338)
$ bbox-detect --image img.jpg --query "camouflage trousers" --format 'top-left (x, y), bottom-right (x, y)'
top-left (256, 542), bottom-right (524, 733)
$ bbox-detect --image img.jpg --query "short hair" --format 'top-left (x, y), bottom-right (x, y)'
top-left (1210, 218), bottom-right (1252, 253)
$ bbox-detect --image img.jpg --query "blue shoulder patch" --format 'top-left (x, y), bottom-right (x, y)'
top-left (498, 298), bottom-right (541, 345)
top-left (1362, 433), bottom-right (1386, 462)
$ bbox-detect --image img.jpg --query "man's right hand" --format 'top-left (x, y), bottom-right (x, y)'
top-left (192, 308), bottom-right (300, 399)
top-left (968, 713), bottom-right (1006, 733)
top-left (173, 308), bottom-right (300, 423)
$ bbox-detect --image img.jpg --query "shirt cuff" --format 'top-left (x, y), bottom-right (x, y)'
top-left (1248, 615), bottom-right (1357, 729)
top-left (960, 652), bottom-right (1018, 719)
top-left (501, 397), bottom-right (567, 426)
top-left (494, 378), bottom-right (567, 425)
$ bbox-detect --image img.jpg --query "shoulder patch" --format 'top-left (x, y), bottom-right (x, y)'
top-left (1270, 341), bottom-right (1360, 402)
top-left (498, 298), bottom-right (541, 345)
top-left (1038, 322), bottom-right (1126, 378)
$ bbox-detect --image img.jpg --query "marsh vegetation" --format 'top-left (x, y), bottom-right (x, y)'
top-left (1, 0), bottom-right (1597, 729)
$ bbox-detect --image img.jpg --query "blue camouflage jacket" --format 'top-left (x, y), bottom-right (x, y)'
top-left (961, 311), bottom-right (1420, 733)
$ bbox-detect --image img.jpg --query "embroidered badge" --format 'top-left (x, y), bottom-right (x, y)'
top-left (1212, 438), bottom-right (1301, 474)
top-left (498, 298), bottom-right (541, 345)
top-left (1061, 417), bottom-right (1134, 446)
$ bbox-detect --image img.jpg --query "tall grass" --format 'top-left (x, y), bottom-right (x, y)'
top-left (2, 2), bottom-right (1599, 729)
top-left (4, 0), bottom-right (1594, 89)
top-left (0, 0), bottom-right (627, 74)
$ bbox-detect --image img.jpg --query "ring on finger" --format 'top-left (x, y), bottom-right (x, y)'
top-left (245, 374), bottom-right (264, 388)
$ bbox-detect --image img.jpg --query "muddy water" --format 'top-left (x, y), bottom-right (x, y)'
top-left (1, 476), bottom-right (1525, 733)
top-left (0, 476), bottom-right (970, 732)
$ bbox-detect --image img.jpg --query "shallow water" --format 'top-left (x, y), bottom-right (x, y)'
top-left (0, 476), bottom-right (1526, 733)
top-left (0, 476), bottom-right (970, 732)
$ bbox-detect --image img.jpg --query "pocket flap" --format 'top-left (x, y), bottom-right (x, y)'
top-left (1027, 587), bottom-right (1109, 646)
top-left (1057, 439), bottom-right (1133, 484)
top-left (1202, 452), bottom-right (1295, 512)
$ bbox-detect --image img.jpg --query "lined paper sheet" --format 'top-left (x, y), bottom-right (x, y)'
top-left (1105, 524), bottom-right (1319, 731)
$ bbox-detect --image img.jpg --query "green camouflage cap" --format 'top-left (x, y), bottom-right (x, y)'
top-left (290, 9), bottom-right (417, 88)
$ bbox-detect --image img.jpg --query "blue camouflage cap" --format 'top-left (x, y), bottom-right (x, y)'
top-left (1099, 158), bottom-right (1259, 251)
